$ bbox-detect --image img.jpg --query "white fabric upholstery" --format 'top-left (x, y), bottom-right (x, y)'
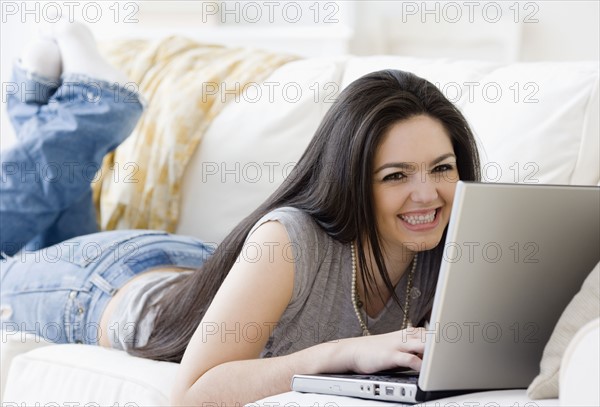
top-left (462, 63), bottom-right (599, 186)
top-left (255, 389), bottom-right (560, 406)
top-left (1, 56), bottom-right (598, 405)
top-left (0, 342), bottom-right (571, 406)
top-left (177, 57), bottom-right (348, 243)
top-left (528, 262), bottom-right (600, 398)
top-left (2, 345), bottom-right (177, 405)
top-left (560, 318), bottom-right (600, 407)
top-left (0, 332), bottom-right (52, 401)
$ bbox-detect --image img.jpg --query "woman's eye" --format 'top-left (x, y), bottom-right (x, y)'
top-left (430, 163), bottom-right (458, 181)
top-left (432, 164), bottom-right (454, 173)
top-left (383, 172), bottom-right (406, 182)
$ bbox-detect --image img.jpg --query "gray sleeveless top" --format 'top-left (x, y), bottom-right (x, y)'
top-left (109, 207), bottom-right (439, 356)
top-left (248, 207), bottom-right (438, 358)
top-left (107, 271), bottom-right (190, 350)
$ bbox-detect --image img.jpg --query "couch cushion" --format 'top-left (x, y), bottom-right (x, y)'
top-left (461, 62), bottom-right (599, 186)
top-left (2, 344), bottom-right (177, 405)
top-left (177, 57), bottom-right (347, 243)
top-left (254, 389), bottom-right (559, 406)
top-left (0, 331), bottom-right (52, 401)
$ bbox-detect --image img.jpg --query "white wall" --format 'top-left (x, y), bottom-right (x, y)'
top-left (519, 1), bottom-right (600, 61)
top-left (2, 1), bottom-right (599, 150)
top-left (350, 1), bottom-right (599, 62)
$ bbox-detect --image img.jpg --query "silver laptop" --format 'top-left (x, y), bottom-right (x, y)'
top-left (292, 181), bottom-right (600, 403)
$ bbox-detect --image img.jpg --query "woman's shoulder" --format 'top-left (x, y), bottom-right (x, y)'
top-left (248, 206), bottom-right (338, 265)
top-left (255, 206), bottom-right (311, 221)
top-left (249, 206), bottom-right (322, 239)
top-left (249, 207), bottom-right (346, 317)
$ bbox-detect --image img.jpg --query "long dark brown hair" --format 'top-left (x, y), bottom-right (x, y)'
top-left (131, 69), bottom-right (481, 362)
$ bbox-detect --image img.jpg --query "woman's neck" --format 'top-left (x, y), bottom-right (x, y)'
top-left (362, 240), bottom-right (416, 286)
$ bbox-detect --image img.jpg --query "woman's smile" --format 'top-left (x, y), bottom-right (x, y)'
top-left (398, 207), bottom-right (441, 230)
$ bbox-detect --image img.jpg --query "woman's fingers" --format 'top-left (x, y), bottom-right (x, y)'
top-left (398, 327), bottom-right (427, 355)
top-left (392, 352), bottom-right (423, 372)
top-left (392, 328), bottom-right (425, 371)
top-left (347, 327), bottom-right (429, 374)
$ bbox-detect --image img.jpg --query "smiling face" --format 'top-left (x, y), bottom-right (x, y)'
top-left (372, 114), bottom-right (459, 255)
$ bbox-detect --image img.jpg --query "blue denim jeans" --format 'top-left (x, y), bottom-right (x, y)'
top-left (0, 65), bottom-right (213, 345)
top-left (1, 63), bottom-right (144, 255)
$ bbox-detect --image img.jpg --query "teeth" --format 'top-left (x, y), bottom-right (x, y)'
top-left (400, 210), bottom-right (436, 225)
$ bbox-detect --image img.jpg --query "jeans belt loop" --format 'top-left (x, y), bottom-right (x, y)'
top-left (90, 273), bottom-right (117, 296)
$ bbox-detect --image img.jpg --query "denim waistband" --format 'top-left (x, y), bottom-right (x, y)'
top-left (82, 231), bottom-right (213, 344)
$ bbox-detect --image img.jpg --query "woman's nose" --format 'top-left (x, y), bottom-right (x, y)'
top-left (410, 176), bottom-right (439, 203)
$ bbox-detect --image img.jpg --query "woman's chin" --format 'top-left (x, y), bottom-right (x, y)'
top-left (400, 234), bottom-right (445, 253)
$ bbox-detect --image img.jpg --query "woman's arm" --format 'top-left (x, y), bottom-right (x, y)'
top-left (174, 329), bottom-right (425, 405)
top-left (171, 221), bottom-right (425, 405)
top-left (176, 339), bottom-right (343, 405)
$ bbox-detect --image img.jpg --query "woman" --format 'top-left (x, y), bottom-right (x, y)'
top-left (169, 73), bottom-right (480, 403)
top-left (0, 23), bottom-right (480, 404)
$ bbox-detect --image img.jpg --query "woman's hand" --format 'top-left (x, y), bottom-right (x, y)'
top-left (342, 327), bottom-right (427, 374)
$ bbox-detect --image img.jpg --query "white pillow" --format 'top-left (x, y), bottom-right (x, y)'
top-left (527, 262), bottom-right (600, 399)
top-left (177, 57), bottom-right (347, 243)
top-left (560, 318), bottom-right (600, 406)
top-left (461, 62), bottom-right (599, 186)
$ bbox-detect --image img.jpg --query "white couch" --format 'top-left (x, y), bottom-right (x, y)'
top-left (1, 55), bottom-right (599, 406)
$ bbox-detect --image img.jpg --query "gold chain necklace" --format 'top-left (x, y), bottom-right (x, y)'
top-left (350, 242), bottom-right (418, 336)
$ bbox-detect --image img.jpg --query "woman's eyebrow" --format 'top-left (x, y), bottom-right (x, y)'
top-left (374, 153), bottom-right (456, 173)
top-left (431, 153), bottom-right (457, 166)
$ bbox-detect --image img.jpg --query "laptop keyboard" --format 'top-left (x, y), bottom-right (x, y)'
top-left (343, 373), bottom-right (419, 384)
